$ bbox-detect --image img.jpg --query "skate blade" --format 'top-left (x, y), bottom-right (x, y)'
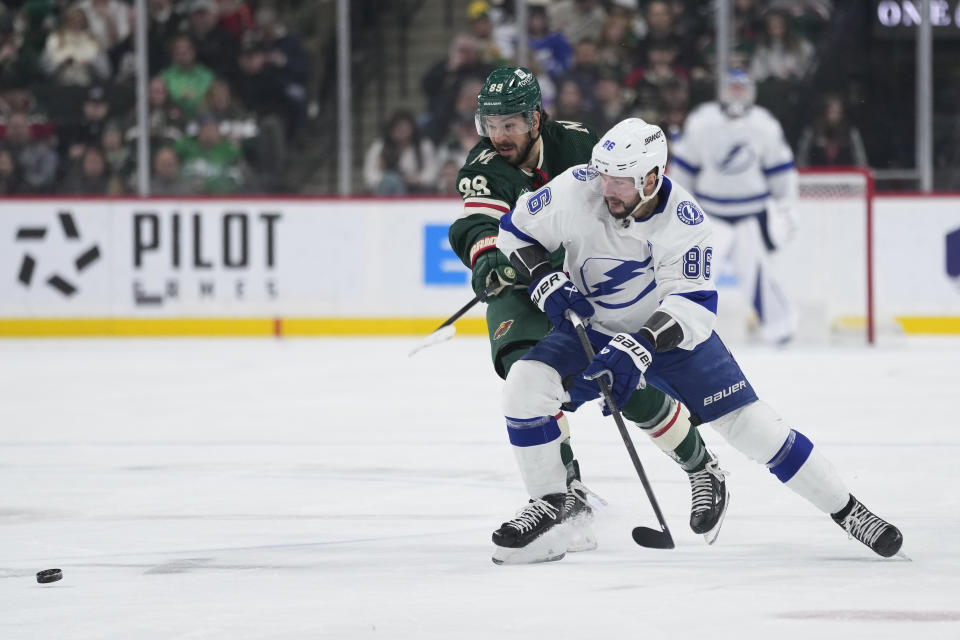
top-left (894, 550), bottom-right (912, 561)
top-left (702, 488), bottom-right (730, 546)
top-left (492, 529), bottom-right (567, 565)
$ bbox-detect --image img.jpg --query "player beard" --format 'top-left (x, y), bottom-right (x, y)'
top-left (497, 134), bottom-right (535, 167)
top-left (605, 194), bottom-right (640, 219)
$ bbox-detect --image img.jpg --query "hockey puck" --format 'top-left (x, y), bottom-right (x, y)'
top-left (36, 569), bottom-right (62, 584)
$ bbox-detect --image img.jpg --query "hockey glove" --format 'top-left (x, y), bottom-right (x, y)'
top-left (470, 236), bottom-right (518, 299)
top-left (583, 333), bottom-right (653, 412)
top-left (529, 271), bottom-right (594, 334)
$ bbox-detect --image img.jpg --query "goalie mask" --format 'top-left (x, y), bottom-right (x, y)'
top-left (721, 69), bottom-right (756, 118)
top-left (590, 118), bottom-right (668, 205)
top-left (475, 66), bottom-right (542, 137)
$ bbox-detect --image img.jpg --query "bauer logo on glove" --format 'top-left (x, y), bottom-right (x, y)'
top-left (611, 333), bottom-right (653, 368)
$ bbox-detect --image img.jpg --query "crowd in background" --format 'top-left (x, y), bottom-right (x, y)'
top-left (363, 0), bottom-right (873, 196)
top-left (0, 0), bottom-right (309, 195)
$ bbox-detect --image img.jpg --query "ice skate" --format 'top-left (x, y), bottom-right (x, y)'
top-left (688, 457), bottom-right (729, 544)
top-left (832, 495), bottom-right (903, 558)
top-left (492, 493), bottom-right (567, 565)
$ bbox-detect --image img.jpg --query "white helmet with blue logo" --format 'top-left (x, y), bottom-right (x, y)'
top-left (590, 118), bottom-right (668, 205)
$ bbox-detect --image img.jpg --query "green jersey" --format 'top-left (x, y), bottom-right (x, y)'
top-left (449, 119), bottom-right (599, 269)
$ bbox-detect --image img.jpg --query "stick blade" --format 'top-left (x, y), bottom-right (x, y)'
top-left (632, 526), bottom-right (675, 549)
top-left (408, 324), bottom-right (457, 357)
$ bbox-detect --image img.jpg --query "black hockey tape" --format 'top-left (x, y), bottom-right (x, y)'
top-left (36, 568), bottom-right (62, 584)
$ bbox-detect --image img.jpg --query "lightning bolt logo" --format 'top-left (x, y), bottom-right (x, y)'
top-left (581, 257), bottom-right (657, 309)
top-left (719, 143), bottom-right (745, 170)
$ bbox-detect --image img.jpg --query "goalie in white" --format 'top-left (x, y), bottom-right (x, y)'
top-left (490, 117), bottom-right (902, 565)
top-left (669, 69), bottom-right (798, 344)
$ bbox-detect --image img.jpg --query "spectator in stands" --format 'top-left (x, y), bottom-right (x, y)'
top-left (528, 4), bottom-right (572, 79)
top-left (76, 0), bottom-right (131, 52)
top-left (61, 145), bottom-right (112, 194)
top-left (216, 0), bottom-right (255, 39)
top-left (749, 8), bottom-right (815, 82)
top-left (624, 40), bottom-right (687, 118)
top-left (0, 111), bottom-right (58, 193)
top-left (176, 114), bottom-right (246, 193)
top-left (256, 6), bottom-right (309, 138)
top-left (198, 79), bottom-right (257, 147)
top-left (796, 93), bottom-right (868, 167)
top-left (362, 110), bottom-right (438, 195)
top-left (425, 69), bottom-right (484, 146)
top-left (41, 5), bottom-right (111, 86)
top-left (162, 35), bottom-right (214, 117)
top-left (559, 38), bottom-right (602, 113)
top-left (636, 0), bottom-right (687, 63)
top-left (734, 0), bottom-right (766, 50)
top-left (593, 70), bottom-right (631, 132)
top-left (0, 12), bottom-right (42, 88)
top-left (59, 84), bottom-right (111, 163)
top-left (466, 1), bottom-right (506, 65)
top-left (548, 0), bottom-right (607, 46)
top-left (658, 74), bottom-right (690, 139)
top-left (229, 40), bottom-right (288, 187)
top-left (123, 75), bottom-right (186, 152)
top-left (553, 78), bottom-right (596, 125)
top-left (421, 33), bottom-right (490, 142)
top-left (596, 12), bottom-right (637, 79)
top-left (150, 146), bottom-right (190, 195)
top-left (0, 146), bottom-right (23, 194)
top-left (435, 114), bottom-right (481, 182)
top-left (148, 0), bottom-right (184, 75)
top-left (186, 0), bottom-right (239, 78)
top-left (436, 158), bottom-right (460, 196)
top-left (101, 120), bottom-right (133, 189)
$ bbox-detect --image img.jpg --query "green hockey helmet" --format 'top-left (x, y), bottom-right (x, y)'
top-left (475, 67), bottom-right (542, 137)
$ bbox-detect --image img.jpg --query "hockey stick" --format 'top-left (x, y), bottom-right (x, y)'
top-left (568, 311), bottom-right (675, 550)
top-left (408, 294), bottom-right (480, 357)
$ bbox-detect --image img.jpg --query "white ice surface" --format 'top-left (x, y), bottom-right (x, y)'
top-left (1, 336), bottom-right (959, 639)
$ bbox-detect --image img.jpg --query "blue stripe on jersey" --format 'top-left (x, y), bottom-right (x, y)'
top-left (763, 161), bottom-right (796, 175)
top-left (506, 415), bottom-right (562, 447)
top-left (499, 211), bottom-right (539, 245)
top-left (674, 290), bottom-right (718, 314)
top-left (694, 191), bottom-right (771, 204)
top-left (671, 155), bottom-right (701, 174)
top-left (766, 429), bottom-right (813, 482)
top-left (652, 177), bottom-right (674, 216)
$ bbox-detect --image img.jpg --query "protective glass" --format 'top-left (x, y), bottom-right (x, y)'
top-left (475, 112), bottom-right (534, 137)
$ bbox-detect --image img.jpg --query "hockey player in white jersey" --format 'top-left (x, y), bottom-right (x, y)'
top-left (490, 117), bottom-right (902, 565)
top-left (669, 69), bottom-right (797, 344)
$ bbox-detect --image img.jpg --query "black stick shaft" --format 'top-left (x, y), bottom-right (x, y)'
top-left (570, 313), bottom-right (674, 541)
top-left (431, 294), bottom-right (481, 333)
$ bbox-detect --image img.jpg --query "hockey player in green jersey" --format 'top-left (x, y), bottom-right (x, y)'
top-left (448, 67), bottom-right (729, 558)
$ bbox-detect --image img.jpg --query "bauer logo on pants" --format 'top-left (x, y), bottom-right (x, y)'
top-left (493, 319), bottom-right (514, 340)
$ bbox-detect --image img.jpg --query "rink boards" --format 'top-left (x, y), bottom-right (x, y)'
top-left (0, 195), bottom-right (957, 338)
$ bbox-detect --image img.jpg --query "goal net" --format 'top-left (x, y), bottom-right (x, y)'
top-left (711, 168), bottom-right (875, 345)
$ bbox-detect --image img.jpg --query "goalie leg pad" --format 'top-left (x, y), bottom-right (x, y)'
top-left (504, 360), bottom-right (570, 497)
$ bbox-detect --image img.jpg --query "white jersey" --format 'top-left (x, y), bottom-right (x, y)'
top-left (669, 102), bottom-right (797, 218)
top-left (498, 167), bottom-right (717, 350)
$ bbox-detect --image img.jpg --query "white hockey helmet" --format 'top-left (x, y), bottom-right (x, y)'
top-left (590, 118), bottom-right (668, 204)
top-left (721, 69), bottom-right (755, 117)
